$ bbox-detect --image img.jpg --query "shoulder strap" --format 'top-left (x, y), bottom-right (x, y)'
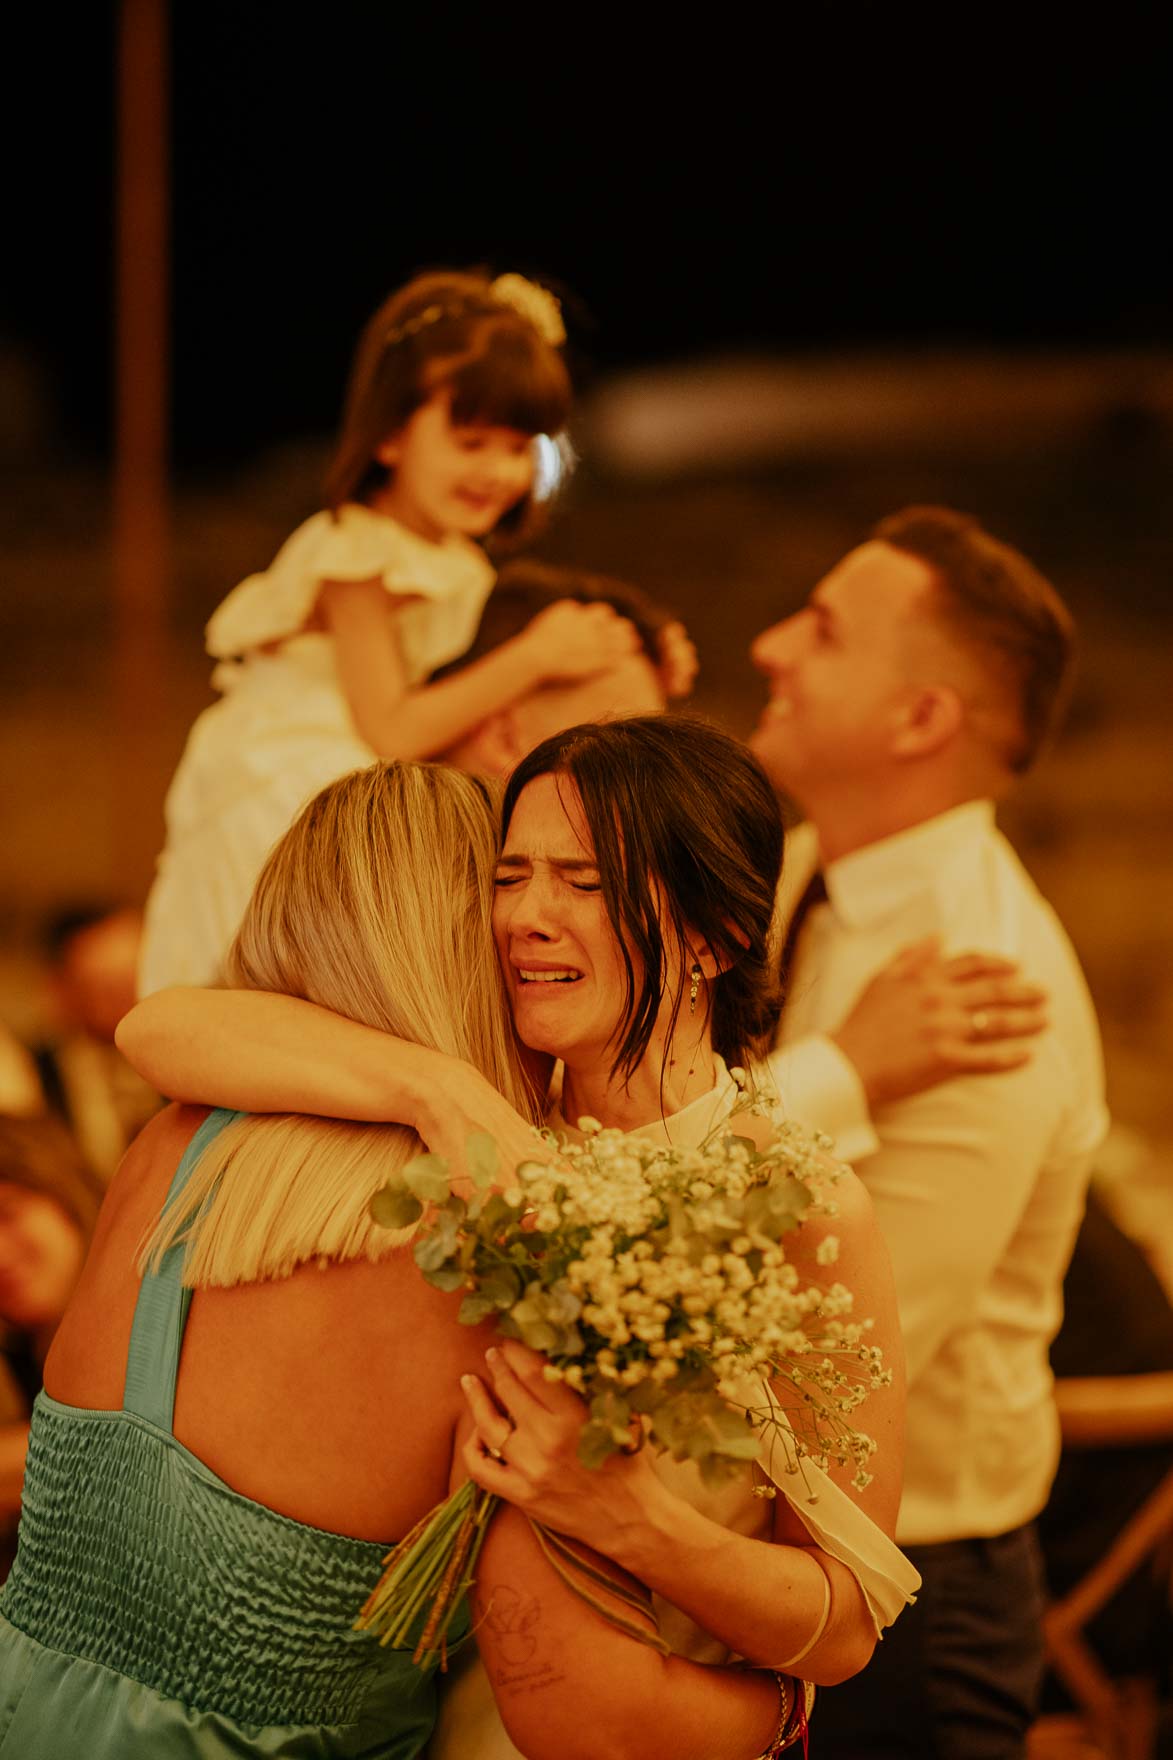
top-left (123, 1106), bottom-right (245, 1431)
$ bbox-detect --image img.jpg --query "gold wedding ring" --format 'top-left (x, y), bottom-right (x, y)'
top-left (970, 1009), bottom-right (991, 1038)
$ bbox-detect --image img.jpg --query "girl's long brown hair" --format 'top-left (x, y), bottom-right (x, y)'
top-left (324, 271), bottom-right (572, 543)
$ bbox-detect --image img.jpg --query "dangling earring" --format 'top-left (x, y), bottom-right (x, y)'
top-left (689, 964), bottom-right (702, 1014)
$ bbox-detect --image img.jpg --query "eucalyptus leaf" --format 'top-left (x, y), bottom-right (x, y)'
top-left (478, 1195), bottom-right (515, 1234)
top-left (370, 1184), bottom-right (423, 1231)
top-left (403, 1153), bottom-right (451, 1204)
top-left (715, 1432), bottom-right (764, 1461)
top-left (650, 1396), bottom-right (700, 1455)
top-left (627, 1379), bottom-right (664, 1414)
top-left (543, 1280), bottom-right (583, 1324)
top-left (589, 1390), bottom-right (632, 1444)
top-left (413, 1209), bottom-right (461, 1272)
top-left (479, 1266), bottom-right (522, 1308)
top-left (698, 1448), bottom-right (744, 1487)
top-left (577, 1421), bottom-right (621, 1470)
top-left (465, 1132), bottom-right (499, 1189)
top-left (710, 1404), bottom-right (759, 1442)
top-left (763, 1179), bottom-right (811, 1231)
top-left (589, 1390), bottom-right (631, 1429)
top-left (422, 1264), bottom-right (466, 1293)
top-left (459, 1292), bottom-right (499, 1325)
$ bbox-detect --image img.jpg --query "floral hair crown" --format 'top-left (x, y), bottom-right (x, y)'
top-left (383, 274), bottom-right (566, 352)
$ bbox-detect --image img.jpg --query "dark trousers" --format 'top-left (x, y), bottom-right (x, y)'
top-left (810, 1524), bottom-right (1047, 1760)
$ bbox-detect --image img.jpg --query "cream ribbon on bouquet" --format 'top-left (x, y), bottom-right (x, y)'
top-left (729, 1369), bottom-right (921, 1634)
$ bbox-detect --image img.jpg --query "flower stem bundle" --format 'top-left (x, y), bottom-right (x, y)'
top-left (356, 1479), bottom-right (497, 1668)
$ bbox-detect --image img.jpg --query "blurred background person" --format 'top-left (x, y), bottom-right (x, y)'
top-left (0, 1032), bottom-right (42, 1123)
top-left (30, 907), bottom-right (162, 1184)
top-left (0, 1114), bottom-right (100, 1571)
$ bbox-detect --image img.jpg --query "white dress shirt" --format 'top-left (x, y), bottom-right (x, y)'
top-left (768, 802), bottom-right (1108, 1546)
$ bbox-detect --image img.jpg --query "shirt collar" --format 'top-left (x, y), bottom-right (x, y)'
top-left (823, 800), bottom-right (997, 929)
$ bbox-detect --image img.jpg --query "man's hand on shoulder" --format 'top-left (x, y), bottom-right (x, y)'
top-left (830, 938), bottom-right (1049, 1108)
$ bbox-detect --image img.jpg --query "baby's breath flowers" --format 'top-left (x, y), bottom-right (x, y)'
top-left (355, 1083), bottom-right (891, 1666)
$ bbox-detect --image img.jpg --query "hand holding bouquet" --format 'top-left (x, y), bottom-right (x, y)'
top-left (355, 1078), bottom-right (890, 1667)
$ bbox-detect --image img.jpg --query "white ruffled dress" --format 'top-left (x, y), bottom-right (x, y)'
top-left (138, 506), bottom-right (495, 997)
top-left (426, 1063), bottom-right (921, 1760)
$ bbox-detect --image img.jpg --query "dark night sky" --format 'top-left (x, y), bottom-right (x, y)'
top-left (6, 6), bottom-right (1172, 464)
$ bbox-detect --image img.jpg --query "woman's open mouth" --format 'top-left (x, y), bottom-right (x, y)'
top-left (516, 968), bottom-right (584, 985)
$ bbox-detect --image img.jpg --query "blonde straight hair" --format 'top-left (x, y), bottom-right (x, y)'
top-left (141, 762), bottom-right (539, 1288)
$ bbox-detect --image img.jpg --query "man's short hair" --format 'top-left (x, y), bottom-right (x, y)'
top-left (871, 506), bottom-right (1075, 773)
top-left (430, 559), bottom-right (668, 680)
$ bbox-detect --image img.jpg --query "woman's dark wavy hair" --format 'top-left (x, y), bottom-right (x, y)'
top-left (501, 716), bottom-right (785, 1080)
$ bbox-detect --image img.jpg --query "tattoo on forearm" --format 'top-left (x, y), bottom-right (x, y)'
top-left (483, 1585), bottom-right (566, 1693)
top-left (484, 1584), bottom-right (540, 1664)
top-left (492, 1660), bottom-right (568, 1696)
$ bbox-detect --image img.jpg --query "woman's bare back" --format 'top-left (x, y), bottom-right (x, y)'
top-left (44, 1103), bottom-right (490, 1543)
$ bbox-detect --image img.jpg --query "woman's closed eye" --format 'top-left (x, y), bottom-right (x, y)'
top-left (493, 866), bottom-right (600, 892)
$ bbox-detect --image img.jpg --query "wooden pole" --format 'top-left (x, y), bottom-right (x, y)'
top-left (113, 0), bottom-right (170, 897)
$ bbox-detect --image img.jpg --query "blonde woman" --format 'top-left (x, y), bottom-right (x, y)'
top-left (0, 760), bottom-right (821, 1760)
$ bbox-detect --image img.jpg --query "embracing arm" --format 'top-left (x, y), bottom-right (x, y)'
top-left (115, 989), bottom-right (546, 1170)
top-left (322, 579), bottom-right (642, 761)
top-left (769, 941), bottom-right (1049, 1164)
top-left (463, 1174), bottom-right (907, 1684)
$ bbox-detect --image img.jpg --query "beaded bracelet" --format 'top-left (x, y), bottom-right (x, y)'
top-left (754, 1672), bottom-right (815, 1758)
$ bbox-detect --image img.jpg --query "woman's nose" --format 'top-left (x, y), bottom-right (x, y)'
top-left (503, 878), bottom-right (558, 940)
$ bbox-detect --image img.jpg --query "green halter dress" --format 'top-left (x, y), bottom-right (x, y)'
top-left (0, 1107), bottom-right (456, 1757)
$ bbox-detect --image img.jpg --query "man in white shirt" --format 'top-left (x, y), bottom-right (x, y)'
top-left (752, 507), bottom-right (1108, 1758)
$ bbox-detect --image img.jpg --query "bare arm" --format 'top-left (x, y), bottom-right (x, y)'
top-left (321, 579), bottom-right (641, 760)
top-left (0, 1422), bottom-right (29, 1515)
top-left (472, 1501), bottom-right (783, 1760)
top-left (115, 988), bottom-right (546, 1173)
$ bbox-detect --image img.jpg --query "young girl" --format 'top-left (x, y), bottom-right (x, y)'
top-left (138, 269), bottom-right (644, 997)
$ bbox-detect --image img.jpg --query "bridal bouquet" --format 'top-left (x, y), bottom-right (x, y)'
top-left (355, 1074), bottom-right (890, 1668)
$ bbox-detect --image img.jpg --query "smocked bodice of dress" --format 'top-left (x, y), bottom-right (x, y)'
top-left (0, 1108), bottom-right (458, 1758)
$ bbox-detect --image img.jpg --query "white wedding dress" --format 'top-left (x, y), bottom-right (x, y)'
top-left (426, 1064), bottom-right (921, 1759)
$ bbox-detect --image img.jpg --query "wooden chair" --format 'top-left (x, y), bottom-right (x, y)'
top-left (1029, 1372), bottom-right (1173, 1760)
